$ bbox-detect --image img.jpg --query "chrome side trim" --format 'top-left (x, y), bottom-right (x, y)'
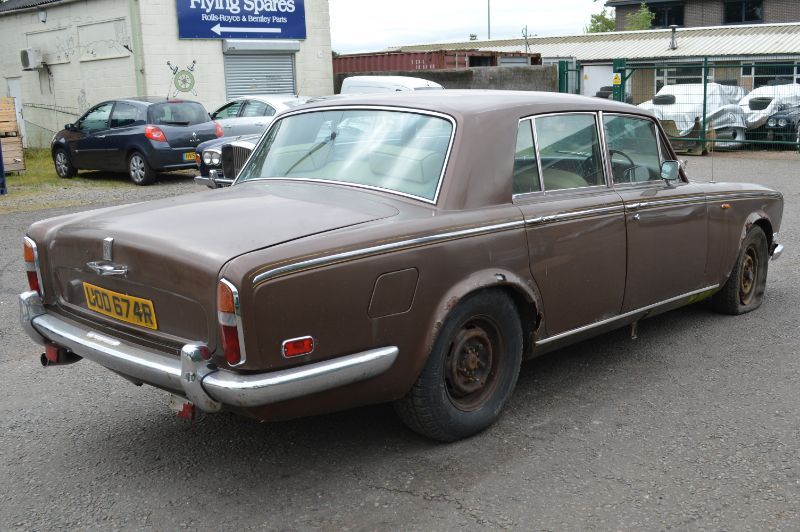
top-left (627, 196), bottom-right (707, 210)
top-left (219, 278), bottom-right (247, 367)
top-left (201, 347), bottom-right (398, 407)
top-left (525, 204), bottom-right (626, 226)
top-left (706, 191), bottom-right (783, 201)
top-left (536, 284), bottom-right (720, 346)
top-left (252, 219), bottom-right (525, 285)
top-left (233, 105), bottom-right (458, 206)
top-left (19, 291), bottom-right (398, 411)
top-left (23, 236), bottom-right (45, 298)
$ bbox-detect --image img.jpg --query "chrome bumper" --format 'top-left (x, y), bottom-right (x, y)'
top-left (19, 291), bottom-right (398, 412)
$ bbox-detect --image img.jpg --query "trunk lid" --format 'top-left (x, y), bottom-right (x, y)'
top-left (43, 182), bottom-right (399, 350)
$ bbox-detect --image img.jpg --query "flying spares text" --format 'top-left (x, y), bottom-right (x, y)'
top-left (189, 0), bottom-right (296, 17)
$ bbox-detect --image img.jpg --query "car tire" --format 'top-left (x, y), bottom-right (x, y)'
top-left (712, 226), bottom-right (769, 315)
top-left (128, 151), bottom-right (156, 186)
top-left (393, 290), bottom-right (523, 442)
top-left (53, 148), bottom-right (77, 178)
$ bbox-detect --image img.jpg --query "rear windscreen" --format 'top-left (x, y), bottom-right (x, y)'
top-left (148, 102), bottom-right (210, 126)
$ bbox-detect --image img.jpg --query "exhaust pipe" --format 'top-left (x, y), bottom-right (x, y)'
top-left (40, 344), bottom-right (82, 367)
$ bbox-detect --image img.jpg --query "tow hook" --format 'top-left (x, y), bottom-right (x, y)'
top-left (40, 343), bottom-right (82, 367)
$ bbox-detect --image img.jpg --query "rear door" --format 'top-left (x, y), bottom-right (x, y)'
top-left (514, 113), bottom-right (627, 337)
top-left (603, 112), bottom-right (709, 312)
top-left (236, 99), bottom-right (276, 134)
top-left (72, 102), bottom-right (114, 168)
top-left (104, 102), bottom-right (143, 171)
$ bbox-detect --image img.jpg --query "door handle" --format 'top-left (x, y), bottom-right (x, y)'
top-left (96, 135), bottom-right (106, 139)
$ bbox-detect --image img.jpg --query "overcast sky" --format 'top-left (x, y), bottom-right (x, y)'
top-left (329, 0), bottom-right (604, 53)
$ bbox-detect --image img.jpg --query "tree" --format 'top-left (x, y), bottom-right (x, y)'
top-left (585, 8), bottom-right (616, 33)
top-left (625, 2), bottom-right (655, 31)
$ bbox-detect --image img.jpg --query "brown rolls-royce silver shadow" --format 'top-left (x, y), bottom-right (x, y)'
top-left (20, 91), bottom-right (785, 441)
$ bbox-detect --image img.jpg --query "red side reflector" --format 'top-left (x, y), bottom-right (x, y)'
top-left (283, 337), bottom-right (315, 358)
top-left (221, 325), bottom-right (241, 365)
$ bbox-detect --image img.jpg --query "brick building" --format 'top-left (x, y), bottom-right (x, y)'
top-left (0, 0), bottom-right (333, 148)
top-left (607, 0), bottom-right (800, 31)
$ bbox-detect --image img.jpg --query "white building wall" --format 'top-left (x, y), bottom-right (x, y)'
top-left (0, 0), bottom-right (138, 147)
top-left (136, 0), bottom-right (333, 111)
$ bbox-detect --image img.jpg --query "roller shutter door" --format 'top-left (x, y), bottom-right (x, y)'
top-left (224, 54), bottom-right (295, 98)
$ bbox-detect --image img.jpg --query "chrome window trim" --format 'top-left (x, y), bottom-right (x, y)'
top-left (601, 112), bottom-right (667, 187)
top-left (531, 111), bottom-right (609, 193)
top-left (219, 278), bottom-right (247, 367)
top-left (23, 236), bottom-right (45, 298)
top-left (253, 219), bottom-right (525, 286)
top-left (233, 105), bottom-right (458, 205)
top-left (537, 284), bottom-right (720, 346)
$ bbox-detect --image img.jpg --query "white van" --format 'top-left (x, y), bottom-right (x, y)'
top-left (340, 76), bottom-right (444, 94)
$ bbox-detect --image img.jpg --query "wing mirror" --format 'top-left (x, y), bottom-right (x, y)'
top-left (661, 160), bottom-right (681, 185)
top-left (65, 123), bottom-right (77, 131)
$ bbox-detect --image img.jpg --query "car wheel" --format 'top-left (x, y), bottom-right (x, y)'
top-left (712, 226), bottom-right (769, 315)
top-left (53, 148), bottom-right (77, 178)
top-left (128, 152), bottom-right (156, 186)
top-left (393, 290), bottom-right (523, 442)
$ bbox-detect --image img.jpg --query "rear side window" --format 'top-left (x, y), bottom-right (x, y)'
top-left (513, 120), bottom-right (541, 195)
top-left (533, 114), bottom-right (605, 191)
top-left (110, 103), bottom-right (140, 128)
top-left (241, 100), bottom-right (276, 118)
top-left (148, 102), bottom-right (210, 126)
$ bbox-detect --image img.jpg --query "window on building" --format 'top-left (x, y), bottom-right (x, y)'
top-left (655, 66), bottom-right (712, 92)
top-left (651, 3), bottom-right (685, 28)
top-left (741, 63), bottom-right (800, 88)
top-left (723, 1), bottom-right (763, 24)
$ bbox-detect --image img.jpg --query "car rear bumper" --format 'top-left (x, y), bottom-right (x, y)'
top-left (147, 145), bottom-right (199, 170)
top-left (20, 291), bottom-right (398, 412)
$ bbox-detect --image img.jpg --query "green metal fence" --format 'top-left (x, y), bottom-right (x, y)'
top-left (610, 56), bottom-right (800, 154)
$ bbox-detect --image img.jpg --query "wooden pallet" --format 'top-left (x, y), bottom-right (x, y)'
top-left (1, 136), bottom-right (24, 173)
top-left (0, 97), bottom-right (19, 136)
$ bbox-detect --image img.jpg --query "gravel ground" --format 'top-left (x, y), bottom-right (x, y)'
top-left (0, 154), bottom-right (798, 530)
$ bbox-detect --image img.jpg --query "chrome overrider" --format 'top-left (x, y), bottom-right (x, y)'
top-left (19, 291), bottom-right (398, 411)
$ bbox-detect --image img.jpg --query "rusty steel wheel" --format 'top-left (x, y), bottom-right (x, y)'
top-left (713, 226), bottom-right (769, 315)
top-left (394, 290), bottom-right (523, 442)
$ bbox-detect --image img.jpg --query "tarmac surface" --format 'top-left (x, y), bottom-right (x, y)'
top-left (0, 154), bottom-right (797, 530)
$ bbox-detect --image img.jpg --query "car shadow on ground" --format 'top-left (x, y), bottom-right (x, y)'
top-left (53, 300), bottom-right (724, 493)
top-left (77, 169), bottom-right (196, 185)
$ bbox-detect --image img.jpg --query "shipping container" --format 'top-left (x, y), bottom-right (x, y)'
top-left (333, 50), bottom-right (541, 75)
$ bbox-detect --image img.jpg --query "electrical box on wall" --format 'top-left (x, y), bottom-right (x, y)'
top-left (20, 48), bottom-right (43, 70)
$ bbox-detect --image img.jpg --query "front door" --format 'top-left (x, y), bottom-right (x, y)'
top-left (72, 102), bottom-right (114, 169)
top-left (603, 113), bottom-right (709, 312)
top-left (514, 113), bottom-right (627, 337)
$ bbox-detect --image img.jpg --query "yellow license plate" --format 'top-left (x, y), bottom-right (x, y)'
top-left (82, 282), bottom-right (158, 330)
top-left (183, 152), bottom-right (196, 162)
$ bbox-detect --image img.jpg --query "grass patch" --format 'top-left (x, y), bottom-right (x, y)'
top-left (3, 148), bottom-right (132, 195)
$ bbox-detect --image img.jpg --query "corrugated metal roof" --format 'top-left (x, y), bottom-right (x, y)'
top-left (0, 0), bottom-right (70, 15)
top-left (389, 23), bottom-right (800, 62)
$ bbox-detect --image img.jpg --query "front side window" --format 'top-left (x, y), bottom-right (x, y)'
top-left (78, 103), bottom-right (113, 132)
top-left (213, 101), bottom-right (243, 119)
top-left (533, 114), bottom-right (605, 191)
top-left (238, 109), bottom-right (454, 202)
top-left (724, 1), bottom-right (763, 24)
top-left (603, 115), bottom-right (662, 184)
top-left (513, 120), bottom-right (541, 195)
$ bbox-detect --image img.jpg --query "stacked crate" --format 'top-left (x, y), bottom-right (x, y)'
top-left (0, 97), bottom-right (25, 173)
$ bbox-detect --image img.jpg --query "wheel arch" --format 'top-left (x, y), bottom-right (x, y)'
top-left (425, 269), bottom-right (542, 363)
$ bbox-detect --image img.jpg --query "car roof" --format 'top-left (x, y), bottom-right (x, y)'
top-left (296, 90), bottom-right (648, 119)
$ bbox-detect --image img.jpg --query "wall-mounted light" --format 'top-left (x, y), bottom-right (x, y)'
top-left (38, 8), bottom-right (47, 23)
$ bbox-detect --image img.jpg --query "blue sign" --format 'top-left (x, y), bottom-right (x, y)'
top-left (177, 0), bottom-right (306, 40)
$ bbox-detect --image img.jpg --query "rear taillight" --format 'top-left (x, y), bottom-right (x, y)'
top-left (145, 125), bottom-right (167, 142)
top-left (23, 237), bottom-right (43, 296)
top-left (214, 121), bottom-right (224, 138)
top-left (217, 279), bottom-right (244, 366)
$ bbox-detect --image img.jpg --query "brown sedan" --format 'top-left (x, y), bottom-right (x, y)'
top-left (20, 91), bottom-right (784, 441)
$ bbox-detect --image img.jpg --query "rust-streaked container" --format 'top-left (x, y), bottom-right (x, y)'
top-left (333, 50), bottom-right (541, 75)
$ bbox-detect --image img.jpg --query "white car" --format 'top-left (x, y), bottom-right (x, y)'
top-left (340, 75), bottom-right (443, 94)
top-left (738, 83), bottom-right (800, 130)
top-left (639, 83), bottom-right (747, 149)
top-left (210, 94), bottom-right (308, 136)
